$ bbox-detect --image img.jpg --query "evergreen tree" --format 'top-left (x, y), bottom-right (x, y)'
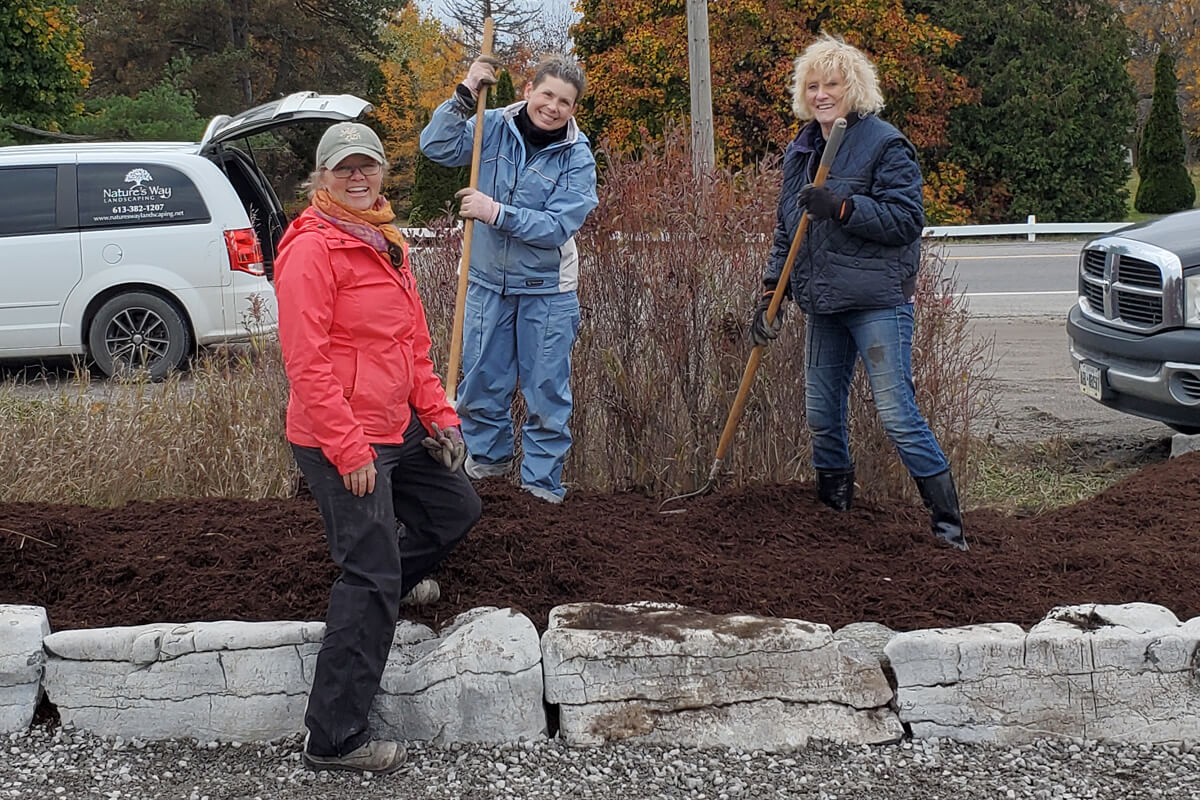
top-left (1135, 49), bottom-right (1195, 214)
top-left (930, 0), bottom-right (1135, 222)
top-left (491, 69), bottom-right (516, 108)
top-left (410, 110), bottom-right (467, 226)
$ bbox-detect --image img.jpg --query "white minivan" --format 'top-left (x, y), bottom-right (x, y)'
top-left (0, 92), bottom-right (372, 378)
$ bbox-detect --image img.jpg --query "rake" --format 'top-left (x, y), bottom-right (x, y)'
top-left (659, 117), bottom-right (847, 513)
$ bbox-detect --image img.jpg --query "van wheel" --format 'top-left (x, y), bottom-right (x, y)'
top-left (89, 292), bottom-right (191, 380)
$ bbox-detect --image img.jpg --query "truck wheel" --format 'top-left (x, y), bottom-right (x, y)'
top-left (88, 292), bottom-right (192, 380)
top-left (1168, 424), bottom-right (1200, 436)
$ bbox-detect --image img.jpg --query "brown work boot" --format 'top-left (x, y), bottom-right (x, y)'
top-left (302, 739), bottom-right (407, 774)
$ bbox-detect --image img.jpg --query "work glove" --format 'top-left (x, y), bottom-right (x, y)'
top-left (463, 56), bottom-right (502, 96)
top-left (422, 423), bottom-right (467, 472)
top-left (798, 183), bottom-right (854, 224)
top-left (454, 188), bottom-right (502, 225)
top-left (748, 287), bottom-right (785, 347)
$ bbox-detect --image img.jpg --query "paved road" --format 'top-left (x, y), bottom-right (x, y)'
top-left (939, 240), bottom-right (1082, 317)
top-left (943, 240), bottom-right (1172, 446)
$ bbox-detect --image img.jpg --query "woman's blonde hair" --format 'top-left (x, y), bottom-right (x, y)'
top-left (790, 33), bottom-right (885, 121)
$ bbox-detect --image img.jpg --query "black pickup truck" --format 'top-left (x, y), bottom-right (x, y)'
top-left (1067, 208), bottom-right (1200, 435)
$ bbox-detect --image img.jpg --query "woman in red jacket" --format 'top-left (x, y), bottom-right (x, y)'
top-left (274, 122), bottom-right (481, 775)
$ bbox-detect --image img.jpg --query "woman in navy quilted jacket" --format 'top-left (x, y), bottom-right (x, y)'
top-left (748, 33), bottom-right (967, 551)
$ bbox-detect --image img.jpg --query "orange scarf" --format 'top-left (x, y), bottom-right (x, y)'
top-left (311, 189), bottom-right (406, 252)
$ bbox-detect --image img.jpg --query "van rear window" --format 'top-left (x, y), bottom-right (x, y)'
top-left (78, 164), bottom-right (210, 228)
top-left (0, 167), bottom-right (59, 235)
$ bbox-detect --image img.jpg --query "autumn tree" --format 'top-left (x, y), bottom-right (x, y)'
top-left (1118, 0), bottom-right (1198, 155)
top-left (1135, 50), bottom-right (1195, 214)
top-left (572, 0), bottom-right (975, 222)
top-left (374, 5), bottom-right (466, 217)
top-left (920, 0), bottom-right (1135, 222)
top-left (0, 0), bottom-right (91, 140)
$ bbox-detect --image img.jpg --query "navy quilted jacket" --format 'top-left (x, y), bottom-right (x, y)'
top-left (764, 114), bottom-right (924, 314)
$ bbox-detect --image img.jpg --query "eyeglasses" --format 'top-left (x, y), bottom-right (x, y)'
top-left (328, 163), bottom-right (382, 179)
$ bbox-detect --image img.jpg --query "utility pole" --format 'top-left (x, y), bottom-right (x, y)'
top-left (685, 0), bottom-right (715, 175)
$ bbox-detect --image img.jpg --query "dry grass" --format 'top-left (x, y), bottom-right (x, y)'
top-left (0, 341), bottom-right (295, 507)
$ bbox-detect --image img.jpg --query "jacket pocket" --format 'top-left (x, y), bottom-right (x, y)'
top-left (815, 252), bottom-right (901, 311)
top-left (330, 343), bottom-right (357, 398)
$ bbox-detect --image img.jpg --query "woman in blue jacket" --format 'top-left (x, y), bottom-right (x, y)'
top-left (420, 54), bottom-right (598, 504)
top-left (748, 34), bottom-right (967, 551)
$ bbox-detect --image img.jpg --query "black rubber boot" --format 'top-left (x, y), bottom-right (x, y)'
top-left (816, 469), bottom-right (855, 511)
top-left (915, 470), bottom-right (968, 551)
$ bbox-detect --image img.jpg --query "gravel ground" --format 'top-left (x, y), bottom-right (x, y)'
top-left (4, 722), bottom-right (1199, 800)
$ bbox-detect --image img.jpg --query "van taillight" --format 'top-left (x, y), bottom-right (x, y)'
top-left (224, 228), bottom-right (265, 276)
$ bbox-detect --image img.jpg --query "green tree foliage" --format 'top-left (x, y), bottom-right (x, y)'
top-left (492, 69), bottom-right (517, 107)
top-left (1135, 50), bottom-right (1195, 213)
top-left (0, 0), bottom-right (91, 135)
top-left (73, 75), bottom-right (205, 141)
top-left (926, 0), bottom-right (1135, 222)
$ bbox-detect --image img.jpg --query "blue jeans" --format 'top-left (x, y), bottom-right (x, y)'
top-left (457, 283), bottom-right (581, 499)
top-left (805, 304), bottom-right (949, 478)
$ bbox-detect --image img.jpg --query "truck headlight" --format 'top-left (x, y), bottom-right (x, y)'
top-left (1188, 275), bottom-right (1200, 327)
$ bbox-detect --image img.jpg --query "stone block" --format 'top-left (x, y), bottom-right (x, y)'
top-left (1171, 434), bottom-right (1200, 458)
top-left (370, 607), bottom-right (546, 743)
top-left (888, 603), bottom-right (1200, 744)
top-left (43, 609), bottom-right (546, 744)
top-left (43, 620), bottom-right (323, 741)
top-left (0, 605), bottom-right (50, 733)
top-left (542, 602), bottom-right (901, 749)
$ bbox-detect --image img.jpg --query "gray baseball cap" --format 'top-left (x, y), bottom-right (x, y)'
top-left (315, 122), bottom-right (386, 170)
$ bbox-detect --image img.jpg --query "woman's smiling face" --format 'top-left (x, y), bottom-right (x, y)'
top-left (523, 76), bottom-right (578, 131)
top-left (805, 69), bottom-right (850, 133)
top-left (323, 154), bottom-right (383, 211)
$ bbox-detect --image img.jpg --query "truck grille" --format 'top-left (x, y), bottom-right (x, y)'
top-left (1079, 247), bottom-right (1168, 331)
top-left (1114, 255), bottom-right (1162, 289)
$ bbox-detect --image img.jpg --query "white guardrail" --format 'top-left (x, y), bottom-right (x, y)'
top-left (402, 216), bottom-right (1131, 244)
top-left (922, 215), bottom-right (1129, 241)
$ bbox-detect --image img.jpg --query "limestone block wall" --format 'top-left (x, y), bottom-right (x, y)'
top-left (38, 608), bottom-right (544, 744)
top-left (7, 601), bottom-right (1200, 749)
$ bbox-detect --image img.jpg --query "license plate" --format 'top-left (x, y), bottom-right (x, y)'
top-left (1079, 362), bottom-right (1103, 400)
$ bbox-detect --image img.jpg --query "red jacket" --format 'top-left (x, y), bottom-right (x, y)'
top-left (274, 207), bottom-right (459, 475)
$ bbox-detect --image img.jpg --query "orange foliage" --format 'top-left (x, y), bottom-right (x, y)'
top-left (374, 7), bottom-right (466, 202)
top-left (572, 0), bottom-right (976, 222)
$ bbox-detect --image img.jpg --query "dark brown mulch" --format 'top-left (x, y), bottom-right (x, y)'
top-left (3, 453), bottom-right (1199, 634)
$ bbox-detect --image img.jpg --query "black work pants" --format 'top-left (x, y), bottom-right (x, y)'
top-left (292, 413), bottom-right (481, 757)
